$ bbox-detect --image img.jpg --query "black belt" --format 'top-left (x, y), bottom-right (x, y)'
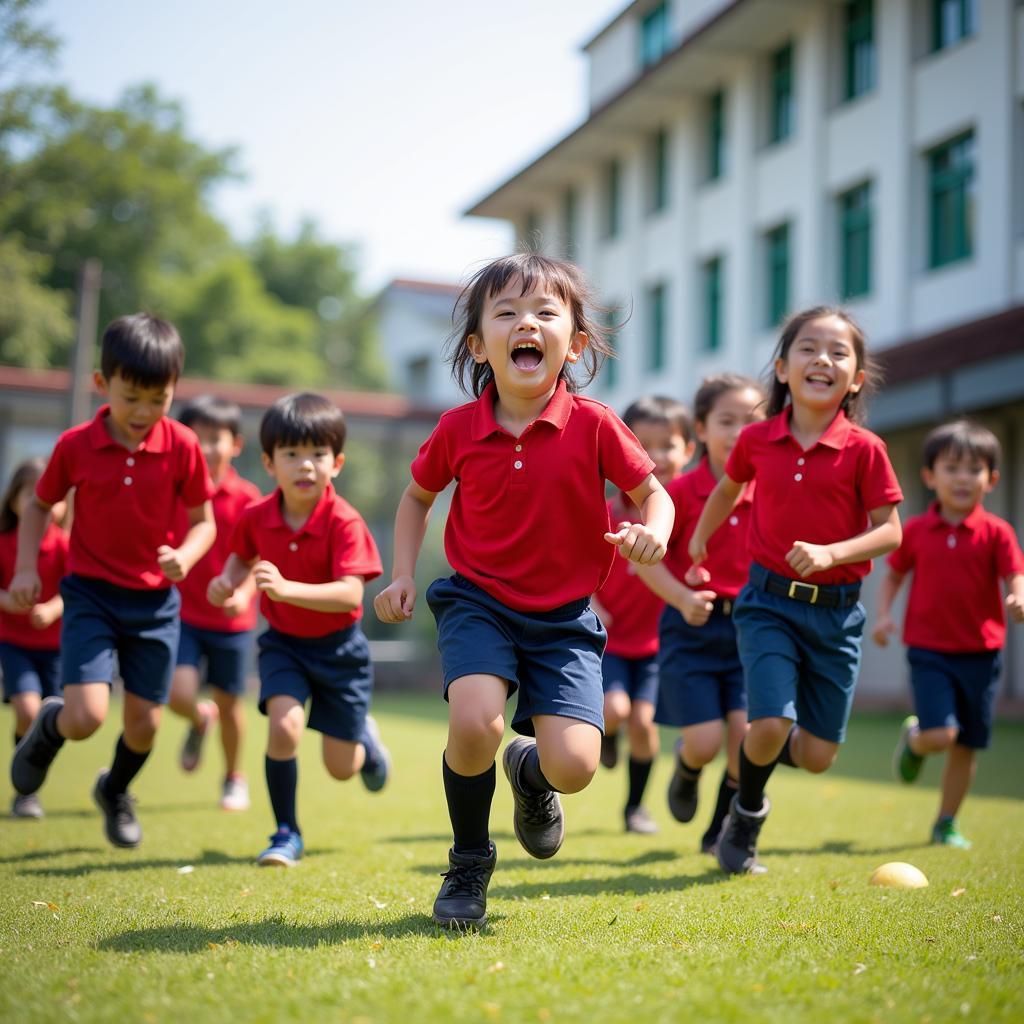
top-left (755, 569), bottom-right (859, 609)
top-left (713, 597), bottom-right (733, 616)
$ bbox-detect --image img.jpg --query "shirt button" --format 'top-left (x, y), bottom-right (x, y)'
top-left (289, 542), bottom-right (298, 552)
top-left (126, 457), bottom-right (135, 467)
top-left (124, 476), bottom-right (133, 485)
top-left (797, 457), bottom-right (805, 466)
top-left (794, 473), bottom-right (803, 482)
top-left (947, 535), bottom-right (956, 549)
top-left (514, 460), bottom-right (523, 470)
top-left (514, 444), bottom-right (522, 452)
top-left (729, 515), bottom-right (739, 526)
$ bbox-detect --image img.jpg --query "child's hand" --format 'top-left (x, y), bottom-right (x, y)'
top-left (871, 614), bottom-right (897, 647)
top-left (28, 600), bottom-right (60, 630)
top-left (8, 569), bottom-right (41, 610)
top-left (207, 573), bottom-right (235, 607)
top-left (684, 565), bottom-right (711, 588)
top-left (1006, 592), bottom-right (1024, 624)
top-left (374, 576), bottom-right (417, 623)
top-left (678, 585), bottom-right (717, 627)
top-left (253, 561), bottom-right (289, 602)
top-left (688, 535), bottom-right (708, 570)
top-left (604, 522), bottom-right (666, 565)
top-left (221, 590), bottom-right (248, 618)
top-left (785, 541), bottom-right (835, 578)
top-left (157, 544), bottom-right (188, 582)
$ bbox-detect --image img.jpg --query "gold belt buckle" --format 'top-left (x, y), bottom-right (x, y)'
top-left (788, 580), bottom-right (819, 604)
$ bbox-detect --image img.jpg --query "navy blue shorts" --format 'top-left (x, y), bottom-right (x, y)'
top-left (908, 646), bottom-right (1002, 749)
top-left (0, 643), bottom-right (62, 702)
top-left (176, 621), bottom-right (253, 696)
top-left (655, 604), bottom-right (746, 728)
top-left (733, 564), bottom-right (865, 744)
top-left (257, 625), bottom-right (373, 742)
top-left (602, 652), bottom-right (659, 705)
top-left (60, 574), bottom-right (180, 704)
top-left (425, 574), bottom-right (606, 737)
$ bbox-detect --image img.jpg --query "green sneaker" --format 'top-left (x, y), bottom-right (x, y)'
top-left (892, 715), bottom-right (924, 783)
top-left (932, 817), bottom-right (972, 849)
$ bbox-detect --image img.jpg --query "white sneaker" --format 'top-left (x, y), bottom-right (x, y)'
top-left (220, 774), bottom-right (250, 812)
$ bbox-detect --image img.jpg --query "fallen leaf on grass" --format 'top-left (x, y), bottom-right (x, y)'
top-left (951, 888), bottom-right (966, 897)
top-left (370, 941), bottom-right (383, 950)
top-left (991, 915), bottom-right (1002, 923)
top-left (369, 897), bottom-right (388, 909)
top-left (828, 880), bottom-right (841, 891)
top-left (177, 865), bottom-right (194, 875)
top-left (487, 962), bottom-right (505, 973)
top-left (853, 963), bottom-right (867, 975)
top-left (31, 901), bottom-right (59, 912)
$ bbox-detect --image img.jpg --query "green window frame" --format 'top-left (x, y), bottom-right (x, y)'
top-left (562, 186), bottom-right (579, 259)
top-left (702, 257), bottom-right (723, 352)
top-left (933, 0), bottom-right (976, 52)
top-left (928, 132), bottom-right (975, 268)
top-left (639, 3), bottom-right (670, 68)
top-left (765, 223), bottom-right (790, 327)
top-left (769, 43), bottom-right (794, 144)
top-left (646, 283), bottom-right (667, 371)
top-left (649, 128), bottom-right (669, 213)
top-left (601, 159), bottom-right (621, 239)
top-left (844, 0), bottom-right (875, 100)
top-left (708, 90), bottom-right (726, 181)
top-left (839, 182), bottom-right (872, 299)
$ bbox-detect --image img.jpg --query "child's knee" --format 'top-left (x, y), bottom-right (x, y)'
top-left (684, 734), bottom-right (721, 766)
top-left (604, 691), bottom-right (629, 724)
top-left (541, 747), bottom-right (598, 793)
top-left (801, 748), bottom-right (836, 774)
top-left (268, 716), bottom-right (301, 753)
top-left (325, 760), bottom-right (357, 781)
top-left (449, 708), bottom-right (504, 759)
top-left (61, 704), bottom-right (104, 739)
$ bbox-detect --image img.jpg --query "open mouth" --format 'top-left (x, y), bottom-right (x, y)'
top-left (511, 340), bottom-right (543, 371)
top-left (805, 374), bottom-right (832, 388)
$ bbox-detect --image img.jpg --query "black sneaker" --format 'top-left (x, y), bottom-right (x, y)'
top-left (92, 769), bottom-right (142, 848)
top-left (502, 737), bottom-right (564, 859)
top-left (599, 732), bottom-right (619, 770)
top-left (667, 739), bottom-right (700, 823)
top-left (700, 821), bottom-right (723, 854)
top-left (715, 795), bottom-right (770, 875)
top-left (11, 696), bottom-right (64, 796)
top-left (432, 844), bottom-right (497, 930)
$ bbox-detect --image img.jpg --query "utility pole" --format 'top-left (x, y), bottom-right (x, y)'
top-left (68, 258), bottom-right (102, 428)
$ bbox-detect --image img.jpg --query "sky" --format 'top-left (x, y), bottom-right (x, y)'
top-left (42, 0), bottom-right (626, 292)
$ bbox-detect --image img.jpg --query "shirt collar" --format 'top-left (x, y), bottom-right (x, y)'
top-left (212, 466), bottom-right (240, 498)
top-left (266, 485), bottom-right (335, 536)
top-left (470, 379), bottom-right (573, 441)
top-left (924, 500), bottom-right (986, 531)
top-left (768, 406), bottom-right (852, 451)
top-left (86, 405), bottom-right (171, 453)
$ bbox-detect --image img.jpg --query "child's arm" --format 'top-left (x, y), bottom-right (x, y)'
top-left (374, 481), bottom-right (439, 623)
top-left (157, 501), bottom-right (216, 583)
top-left (251, 562), bottom-right (365, 613)
top-left (786, 504), bottom-right (901, 579)
top-left (635, 562), bottom-right (718, 627)
top-left (605, 474), bottom-right (673, 565)
top-left (28, 594), bottom-right (63, 631)
top-left (688, 475), bottom-right (744, 568)
top-left (208, 553), bottom-right (255, 607)
top-left (871, 569), bottom-right (906, 646)
top-left (8, 497), bottom-right (53, 609)
top-left (1006, 573), bottom-right (1024, 624)
top-left (221, 573), bottom-right (258, 619)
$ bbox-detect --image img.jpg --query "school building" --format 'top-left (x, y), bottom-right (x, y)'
top-left (466, 0), bottom-right (1024, 703)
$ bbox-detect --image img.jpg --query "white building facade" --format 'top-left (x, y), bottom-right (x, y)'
top-left (468, 0), bottom-right (1024, 702)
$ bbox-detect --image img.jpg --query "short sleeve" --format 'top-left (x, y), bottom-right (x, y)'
top-left (994, 519), bottom-right (1024, 579)
top-left (858, 436), bottom-right (903, 511)
top-left (35, 436), bottom-right (74, 507)
top-left (177, 431), bottom-right (214, 508)
top-left (666, 475), bottom-right (695, 546)
top-left (887, 520), bottom-right (917, 575)
top-left (598, 409), bottom-right (656, 493)
top-left (331, 516), bottom-right (383, 582)
top-left (230, 508), bottom-right (259, 563)
top-left (410, 419), bottom-right (454, 493)
top-left (724, 424), bottom-right (756, 483)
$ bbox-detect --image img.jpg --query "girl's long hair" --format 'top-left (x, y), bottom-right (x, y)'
top-left (0, 457), bottom-right (47, 534)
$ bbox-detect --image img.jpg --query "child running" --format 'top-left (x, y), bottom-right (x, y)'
top-left (169, 396), bottom-right (261, 811)
top-left (636, 375), bottom-right (762, 852)
top-left (689, 307), bottom-right (903, 875)
top-left (9, 313), bottom-right (215, 847)
top-left (375, 252), bottom-right (674, 929)
top-left (208, 393), bottom-right (390, 867)
top-left (593, 396), bottom-right (694, 835)
top-left (0, 458), bottom-right (69, 818)
top-left (873, 420), bottom-right (1024, 848)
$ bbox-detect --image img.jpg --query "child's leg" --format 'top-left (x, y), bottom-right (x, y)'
top-left (600, 653), bottom-right (631, 769)
top-left (625, 698), bottom-right (658, 816)
top-left (212, 689), bottom-right (245, 777)
top-left (322, 735), bottom-right (363, 780)
top-left (532, 715), bottom-right (600, 794)
top-left (939, 743), bottom-right (975, 820)
top-left (786, 727), bottom-right (839, 774)
top-left (700, 709), bottom-right (747, 852)
top-left (265, 694), bottom-right (304, 833)
top-left (102, 692), bottom-right (161, 795)
top-left (168, 664), bottom-right (205, 727)
top-left (603, 690), bottom-right (630, 740)
top-left (10, 691), bottom-right (41, 741)
top-left (57, 682), bottom-right (110, 740)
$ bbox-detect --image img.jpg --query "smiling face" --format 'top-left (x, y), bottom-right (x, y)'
top-left (263, 441), bottom-right (344, 515)
top-left (923, 450), bottom-right (997, 519)
top-left (696, 386), bottom-right (764, 476)
top-left (95, 370), bottom-right (175, 449)
top-left (630, 420), bottom-right (693, 487)
top-left (467, 276), bottom-right (587, 405)
top-left (775, 315), bottom-right (865, 416)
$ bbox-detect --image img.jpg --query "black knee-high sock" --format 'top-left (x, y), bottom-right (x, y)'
top-left (39, 703), bottom-right (64, 747)
top-left (738, 743), bottom-right (776, 813)
top-left (626, 757), bottom-right (653, 809)
top-left (775, 727), bottom-right (798, 767)
top-left (105, 735), bottom-right (150, 795)
top-left (704, 770), bottom-right (738, 841)
top-left (14, 730), bottom-right (24, 747)
top-left (442, 754), bottom-right (495, 855)
top-left (519, 743), bottom-right (557, 794)
top-left (265, 755), bottom-right (299, 833)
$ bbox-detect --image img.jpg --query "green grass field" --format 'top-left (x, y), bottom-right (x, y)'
top-left (2, 696), bottom-right (1021, 1024)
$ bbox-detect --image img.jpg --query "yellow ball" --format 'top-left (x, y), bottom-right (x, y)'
top-left (869, 862), bottom-right (929, 889)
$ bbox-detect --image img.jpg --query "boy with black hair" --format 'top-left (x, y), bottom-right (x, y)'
top-left (874, 419), bottom-right (1024, 848)
top-left (170, 395), bottom-right (261, 811)
top-left (208, 392), bottom-right (390, 866)
top-left (10, 313), bottom-right (215, 848)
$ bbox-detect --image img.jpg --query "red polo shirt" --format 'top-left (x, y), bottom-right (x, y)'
top-left (725, 408), bottom-right (902, 585)
top-left (664, 457), bottom-right (754, 599)
top-left (230, 486), bottom-right (382, 638)
top-left (36, 407), bottom-right (212, 590)
top-left (175, 467), bottom-right (262, 632)
top-left (888, 502), bottom-right (1024, 652)
top-left (596, 495), bottom-right (664, 659)
top-left (0, 523), bottom-right (69, 649)
top-left (411, 381), bottom-right (655, 612)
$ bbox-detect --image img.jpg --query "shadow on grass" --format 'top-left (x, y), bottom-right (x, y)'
top-left (762, 839), bottom-right (932, 858)
top-left (97, 911), bottom-right (480, 952)
top-left (490, 865), bottom-right (721, 899)
top-left (409, 848), bottom-right (679, 876)
top-left (14, 801), bottom-right (215, 821)
top-left (0, 845), bottom-right (102, 864)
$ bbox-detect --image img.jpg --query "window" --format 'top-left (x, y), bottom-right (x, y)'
top-left (702, 257), bottom-right (723, 352)
top-left (839, 182), bottom-right (872, 299)
top-left (562, 187), bottom-right (579, 258)
top-left (933, 0), bottom-right (976, 51)
top-left (844, 0), bottom-right (875, 100)
top-left (769, 43), bottom-right (795, 144)
top-left (707, 90), bottom-right (726, 180)
top-left (928, 132), bottom-right (975, 267)
top-left (764, 223), bottom-right (790, 327)
top-left (602, 307), bottom-right (620, 390)
top-left (601, 159), bottom-right (622, 239)
top-left (648, 128), bottom-right (670, 213)
top-left (646, 283), bottom-right (667, 371)
top-left (639, 3), bottom-right (670, 68)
